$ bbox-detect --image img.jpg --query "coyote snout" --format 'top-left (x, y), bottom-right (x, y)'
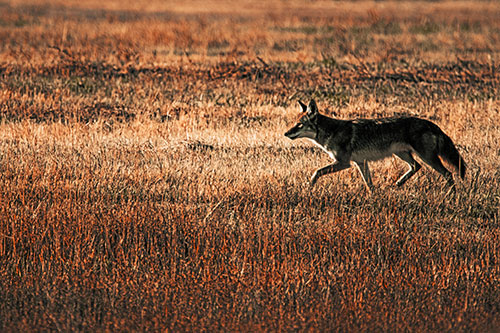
top-left (285, 99), bottom-right (466, 191)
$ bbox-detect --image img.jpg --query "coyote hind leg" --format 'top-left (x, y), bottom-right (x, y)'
top-left (394, 151), bottom-right (421, 186)
top-left (420, 154), bottom-right (455, 187)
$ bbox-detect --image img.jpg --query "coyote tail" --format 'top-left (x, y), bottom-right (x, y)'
top-left (439, 133), bottom-right (466, 180)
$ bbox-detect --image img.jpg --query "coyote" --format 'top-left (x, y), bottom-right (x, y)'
top-left (285, 99), bottom-right (466, 191)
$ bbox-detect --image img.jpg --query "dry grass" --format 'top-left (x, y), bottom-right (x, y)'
top-left (1, 0), bottom-right (499, 331)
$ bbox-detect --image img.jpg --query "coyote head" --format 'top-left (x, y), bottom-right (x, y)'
top-left (284, 99), bottom-right (319, 140)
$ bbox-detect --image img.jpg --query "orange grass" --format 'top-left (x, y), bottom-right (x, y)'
top-left (0, 0), bottom-right (499, 331)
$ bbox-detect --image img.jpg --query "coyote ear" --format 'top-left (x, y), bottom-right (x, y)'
top-left (298, 100), bottom-right (307, 112)
top-left (308, 99), bottom-right (319, 115)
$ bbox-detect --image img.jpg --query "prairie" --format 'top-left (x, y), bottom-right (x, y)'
top-left (0, 0), bottom-right (499, 331)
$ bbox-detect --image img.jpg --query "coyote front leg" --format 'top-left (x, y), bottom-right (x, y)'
top-left (354, 161), bottom-right (374, 192)
top-left (310, 162), bottom-right (350, 187)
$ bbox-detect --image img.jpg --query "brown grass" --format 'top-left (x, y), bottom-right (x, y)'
top-left (1, 0), bottom-right (499, 331)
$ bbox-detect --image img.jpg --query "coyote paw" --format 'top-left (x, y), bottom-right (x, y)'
top-left (310, 174), bottom-right (318, 187)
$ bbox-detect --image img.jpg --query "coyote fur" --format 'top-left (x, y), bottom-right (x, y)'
top-left (285, 99), bottom-right (466, 191)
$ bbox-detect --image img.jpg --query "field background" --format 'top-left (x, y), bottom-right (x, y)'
top-left (1, 0), bottom-right (499, 331)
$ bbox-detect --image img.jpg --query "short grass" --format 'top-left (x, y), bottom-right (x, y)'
top-left (0, 0), bottom-right (499, 331)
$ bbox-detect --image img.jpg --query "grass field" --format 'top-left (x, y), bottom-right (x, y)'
top-left (1, 0), bottom-right (499, 331)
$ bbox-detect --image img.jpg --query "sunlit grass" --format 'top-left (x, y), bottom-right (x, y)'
top-left (0, 0), bottom-right (499, 331)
